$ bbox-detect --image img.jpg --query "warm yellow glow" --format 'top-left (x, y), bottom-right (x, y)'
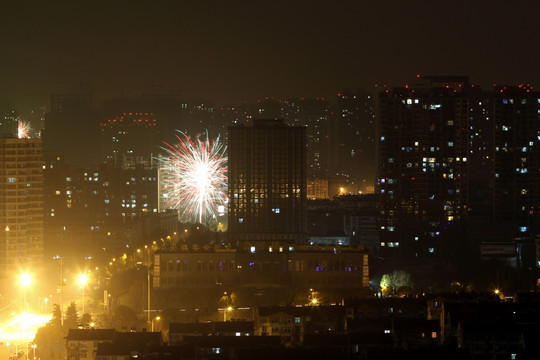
top-left (0, 312), bottom-right (44, 343)
top-left (227, 306), bottom-right (232, 311)
top-left (19, 273), bottom-right (31, 287)
top-left (494, 289), bottom-right (500, 294)
top-left (78, 274), bottom-right (88, 286)
top-left (311, 298), bottom-right (318, 304)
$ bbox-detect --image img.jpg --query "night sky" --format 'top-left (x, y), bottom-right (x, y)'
top-left (1, 0), bottom-right (540, 114)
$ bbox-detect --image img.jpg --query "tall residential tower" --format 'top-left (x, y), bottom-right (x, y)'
top-left (228, 119), bottom-right (307, 245)
top-left (0, 136), bottom-right (44, 276)
top-left (378, 76), bottom-right (470, 258)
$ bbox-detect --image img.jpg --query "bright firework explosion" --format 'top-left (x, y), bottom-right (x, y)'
top-left (17, 118), bottom-right (31, 139)
top-left (159, 131), bottom-right (227, 225)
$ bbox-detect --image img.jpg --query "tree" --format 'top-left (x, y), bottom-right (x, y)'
top-left (50, 304), bottom-right (62, 327)
top-left (390, 270), bottom-right (414, 290)
top-left (64, 301), bottom-right (79, 329)
top-left (380, 274), bottom-right (391, 289)
top-left (80, 313), bottom-right (93, 327)
top-left (380, 270), bottom-right (414, 295)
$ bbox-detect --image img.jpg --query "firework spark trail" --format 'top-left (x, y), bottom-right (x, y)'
top-left (18, 118), bottom-right (31, 139)
top-left (159, 131), bottom-right (227, 225)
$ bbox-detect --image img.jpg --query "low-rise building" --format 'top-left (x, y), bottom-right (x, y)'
top-left (255, 305), bottom-right (346, 346)
top-left (66, 329), bottom-right (115, 360)
top-left (169, 321), bottom-right (254, 345)
top-left (153, 246), bottom-right (369, 303)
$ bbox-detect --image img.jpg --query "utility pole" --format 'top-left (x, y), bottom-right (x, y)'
top-left (146, 246), bottom-right (152, 328)
top-left (57, 257), bottom-right (64, 326)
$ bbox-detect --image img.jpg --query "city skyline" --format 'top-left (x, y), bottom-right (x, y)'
top-left (2, 1), bottom-right (540, 115)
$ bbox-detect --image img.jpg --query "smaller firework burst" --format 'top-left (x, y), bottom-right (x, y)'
top-left (18, 118), bottom-right (32, 139)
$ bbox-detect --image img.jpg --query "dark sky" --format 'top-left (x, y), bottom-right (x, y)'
top-left (1, 0), bottom-right (540, 113)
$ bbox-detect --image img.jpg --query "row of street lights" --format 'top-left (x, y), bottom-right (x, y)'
top-left (18, 271), bottom-right (89, 315)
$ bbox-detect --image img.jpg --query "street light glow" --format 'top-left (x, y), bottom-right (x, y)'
top-left (19, 273), bottom-right (31, 287)
top-left (78, 274), bottom-right (88, 286)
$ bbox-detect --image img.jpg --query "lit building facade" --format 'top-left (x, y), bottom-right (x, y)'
top-left (378, 76), bottom-right (470, 258)
top-left (307, 179), bottom-right (329, 200)
top-left (153, 246), bottom-right (369, 300)
top-left (43, 157), bottom-right (159, 259)
top-left (0, 136), bottom-right (44, 276)
top-left (228, 119), bottom-right (307, 244)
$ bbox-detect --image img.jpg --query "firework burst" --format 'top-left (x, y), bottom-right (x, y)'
top-left (159, 131), bottom-right (227, 225)
top-left (18, 118), bottom-right (32, 139)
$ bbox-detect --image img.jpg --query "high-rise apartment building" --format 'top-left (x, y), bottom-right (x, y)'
top-left (492, 85), bottom-right (540, 236)
top-left (0, 136), bottom-right (44, 276)
top-left (378, 76), bottom-right (470, 258)
top-left (228, 119), bottom-right (307, 244)
top-left (281, 98), bottom-right (332, 178)
top-left (333, 90), bottom-right (377, 194)
top-left (99, 112), bottom-right (163, 169)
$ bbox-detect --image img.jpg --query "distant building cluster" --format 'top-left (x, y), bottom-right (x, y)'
top-left (1, 75), bottom-right (540, 286)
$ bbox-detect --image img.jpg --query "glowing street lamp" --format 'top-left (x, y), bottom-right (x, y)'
top-left (78, 274), bottom-right (88, 314)
top-left (151, 316), bottom-right (161, 332)
top-left (19, 273), bottom-right (31, 313)
top-left (223, 306), bottom-right (233, 321)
